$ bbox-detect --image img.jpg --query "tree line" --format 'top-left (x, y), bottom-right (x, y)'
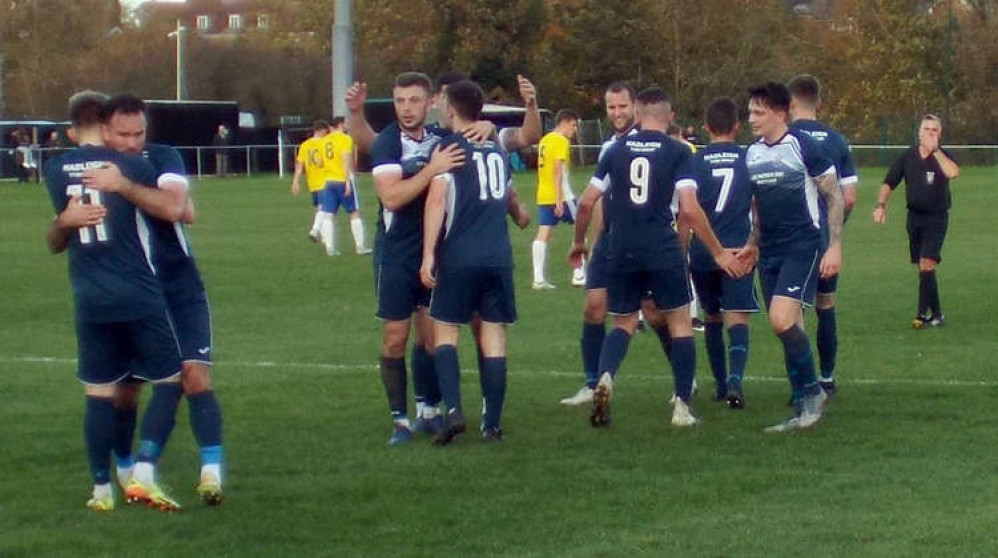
top-left (2, 0), bottom-right (995, 144)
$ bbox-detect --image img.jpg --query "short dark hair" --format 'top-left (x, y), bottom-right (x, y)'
top-left (787, 74), bottom-right (821, 107)
top-left (68, 91), bottom-right (109, 127)
top-left (394, 71), bottom-right (433, 94)
top-left (555, 109), bottom-right (579, 124)
top-left (705, 97), bottom-right (738, 135)
top-left (312, 119), bottom-right (330, 132)
top-left (748, 82), bottom-right (791, 113)
top-left (635, 86), bottom-right (672, 107)
top-left (435, 71), bottom-right (468, 94)
top-left (667, 123), bottom-right (682, 136)
top-left (445, 80), bottom-right (485, 121)
top-left (605, 81), bottom-right (636, 102)
top-left (105, 93), bottom-right (146, 118)
top-left (330, 116), bottom-right (345, 128)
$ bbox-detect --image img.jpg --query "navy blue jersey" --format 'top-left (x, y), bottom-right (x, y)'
top-left (789, 120), bottom-right (857, 188)
top-left (590, 130), bottom-right (695, 271)
top-left (688, 142), bottom-right (753, 271)
top-left (436, 135), bottom-right (513, 269)
top-left (43, 145), bottom-right (164, 323)
top-left (745, 129), bottom-right (836, 259)
top-left (141, 143), bottom-right (204, 298)
top-left (369, 122), bottom-right (447, 267)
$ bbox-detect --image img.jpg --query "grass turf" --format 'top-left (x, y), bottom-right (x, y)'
top-left (1, 166), bottom-right (996, 557)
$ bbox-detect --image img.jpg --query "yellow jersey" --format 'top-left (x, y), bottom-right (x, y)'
top-left (296, 137), bottom-right (327, 193)
top-left (536, 131), bottom-right (571, 205)
top-left (322, 131), bottom-right (353, 183)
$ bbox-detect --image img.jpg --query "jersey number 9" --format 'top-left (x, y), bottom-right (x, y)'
top-left (629, 157), bottom-right (650, 205)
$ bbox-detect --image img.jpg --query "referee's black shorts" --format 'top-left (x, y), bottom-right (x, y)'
top-left (907, 211), bottom-right (948, 264)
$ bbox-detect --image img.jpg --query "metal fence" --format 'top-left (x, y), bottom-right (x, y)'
top-left (4, 142), bottom-right (997, 182)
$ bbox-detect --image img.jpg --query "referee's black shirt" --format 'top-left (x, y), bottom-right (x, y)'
top-left (883, 146), bottom-right (956, 215)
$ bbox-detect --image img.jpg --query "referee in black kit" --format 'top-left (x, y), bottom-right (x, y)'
top-left (872, 114), bottom-right (960, 329)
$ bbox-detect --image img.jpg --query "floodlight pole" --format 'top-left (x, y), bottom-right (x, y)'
top-left (331, 0), bottom-right (353, 118)
top-left (168, 19), bottom-right (188, 101)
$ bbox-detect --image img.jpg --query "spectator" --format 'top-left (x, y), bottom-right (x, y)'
top-left (213, 124), bottom-right (231, 178)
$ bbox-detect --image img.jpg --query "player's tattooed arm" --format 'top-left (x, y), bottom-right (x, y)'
top-left (47, 196), bottom-right (106, 254)
top-left (569, 185), bottom-right (600, 267)
top-left (345, 82), bottom-right (377, 154)
top-left (82, 163), bottom-right (186, 222)
top-left (815, 170), bottom-right (843, 278)
top-left (420, 176), bottom-right (448, 289)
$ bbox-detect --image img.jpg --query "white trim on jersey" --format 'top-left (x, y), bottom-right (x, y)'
top-left (174, 222), bottom-right (191, 257)
top-left (158, 172), bottom-right (189, 190)
top-left (372, 163), bottom-right (402, 176)
top-left (384, 209), bottom-right (395, 233)
top-left (135, 209), bottom-right (156, 273)
top-left (840, 174), bottom-right (859, 186)
top-left (676, 178), bottom-right (698, 190)
top-left (497, 127), bottom-right (516, 153)
top-left (590, 175), bottom-right (610, 193)
top-left (439, 173), bottom-right (457, 238)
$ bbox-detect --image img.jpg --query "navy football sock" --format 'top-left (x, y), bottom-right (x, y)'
top-left (480, 357), bottom-right (507, 430)
top-left (137, 383), bottom-right (182, 464)
top-left (84, 396), bottom-right (116, 485)
top-left (187, 391), bottom-right (223, 466)
top-left (703, 321), bottom-right (727, 393)
top-left (379, 356), bottom-right (408, 421)
top-left (925, 270), bottom-right (942, 317)
top-left (777, 326), bottom-right (819, 400)
top-left (669, 336), bottom-right (697, 402)
top-left (653, 324), bottom-right (673, 359)
top-left (580, 322), bottom-right (605, 389)
top-left (727, 324), bottom-right (749, 387)
top-left (434, 345), bottom-right (462, 413)
top-left (815, 308), bottom-right (837, 379)
top-left (112, 404), bottom-right (137, 466)
top-left (412, 345), bottom-right (441, 407)
top-left (918, 271), bottom-right (932, 317)
top-left (597, 328), bottom-right (632, 379)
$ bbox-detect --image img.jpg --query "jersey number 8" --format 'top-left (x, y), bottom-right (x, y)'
top-left (473, 152), bottom-right (507, 201)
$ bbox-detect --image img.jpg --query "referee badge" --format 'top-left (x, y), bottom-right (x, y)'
top-left (926, 171), bottom-right (935, 184)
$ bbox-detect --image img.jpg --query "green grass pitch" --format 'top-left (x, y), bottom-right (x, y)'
top-left (1, 166), bottom-right (996, 557)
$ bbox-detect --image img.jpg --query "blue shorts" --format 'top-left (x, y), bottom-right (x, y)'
top-left (430, 267), bottom-right (516, 324)
top-left (167, 292), bottom-right (212, 363)
top-left (607, 262), bottom-right (691, 316)
top-left (76, 313), bottom-right (181, 386)
top-left (319, 181), bottom-right (359, 214)
top-left (758, 249), bottom-right (821, 309)
top-left (690, 268), bottom-right (760, 315)
top-left (375, 263), bottom-right (431, 321)
top-left (310, 191), bottom-right (321, 207)
top-left (537, 201), bottom-right (577, 226)
top-left (585, 234), bottom-right (610, 290)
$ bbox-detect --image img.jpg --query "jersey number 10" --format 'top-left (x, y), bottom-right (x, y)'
top-left (473, 152), bottom-right (507, 201)
top-left (66, 184), bottom-right (108, 244)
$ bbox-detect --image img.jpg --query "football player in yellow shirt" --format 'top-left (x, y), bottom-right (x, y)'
top-left (321, 117), bottom-right (370, 255)
top-left (532, 109), bottom-right (583, 289)
top-left (291, 120), bottom-right (331, 248)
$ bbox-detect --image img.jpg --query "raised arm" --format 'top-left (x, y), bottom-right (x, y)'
top-left (933, 150), bottom-right (959, 179)
top-left (345, 82), bottom-right (377, 154)
top-left (500, 75), bottom-right (542, 152)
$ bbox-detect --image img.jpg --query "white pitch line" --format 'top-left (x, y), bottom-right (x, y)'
top-left (4, 355), bottom-right (997, 388)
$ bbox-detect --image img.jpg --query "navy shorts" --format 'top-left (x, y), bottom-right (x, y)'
top-left (319, 181), bottom-right (359, 214)
top-left (167, 293), bottom-right (212, 364)
top-left (758, 249), bottom-right (821, 309)
top-left (691, 268), bottom-right (760, 315)
top-left (375, 263), bottom-right (430, 321)
top-left (430, 267), bottom-right (516, 325)
top-left (537, 201), bottom-right (577, 226)
top-left (76, 313), bottom-right (181, 386)
top-left (607, 263), bottom-right (691, 316)
top-left (907, 211), bottom-right (948, 264)
top-left (585, 235), bottom-right (610, 290)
